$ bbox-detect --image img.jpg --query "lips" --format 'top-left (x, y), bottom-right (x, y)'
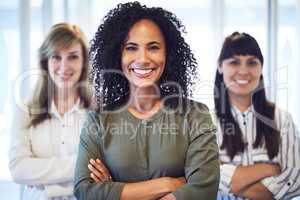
top-left (57, 73), bottom-right (73, 81)
top-left (130, 68), bottom-right (156, 78)
top-left (235, 79), bottom-right (249, 85)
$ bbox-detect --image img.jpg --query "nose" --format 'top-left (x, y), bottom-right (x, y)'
top-left (137, 49), bottom-right (150, 66)
top-left (60, 57), bottom-right (69, 71)
top-left (238, 64), bottom-right (249, 75)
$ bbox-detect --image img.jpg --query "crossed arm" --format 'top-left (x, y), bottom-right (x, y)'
top-left (88, 158), bottom-right (184, 200)
top-left (74, 110), bottom-right (219, 200)
top-left (227, 163), bottom-right (280, 200)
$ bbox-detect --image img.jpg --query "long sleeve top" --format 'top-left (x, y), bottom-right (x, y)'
top-left (9, 100), bottom-right (87, 200)
top-left (74, 100), bottom-right (220, 200)
top-left (215, 106), bottom-right (300, 200)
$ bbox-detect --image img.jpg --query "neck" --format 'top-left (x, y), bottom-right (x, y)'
top-left (128, 84), bottom-right (161, 119)
top-left (54, 88), bottom-right (79, 116)
top-left (229, 93), bottom-right (251, 113)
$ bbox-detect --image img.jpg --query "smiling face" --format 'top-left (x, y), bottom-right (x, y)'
top-left (121, 19), bottom-right (166, 88)
top-left (48, 42), bottom-right (83, 91)
top-left (219, 55), bottom-right (262, 99)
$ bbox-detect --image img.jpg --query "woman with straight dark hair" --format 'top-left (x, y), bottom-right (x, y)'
top-left (74, 2), bottom-right (219, 200)
top-left (214, 32), bottom-right (300, 200)
top-left (9, 23), bottom-right (91, 200)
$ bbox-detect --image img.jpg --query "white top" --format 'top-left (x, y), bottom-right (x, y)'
top-left (9, 100), bottom-right (87, 200)
top-left (214, 106), bottom-right (300, 200)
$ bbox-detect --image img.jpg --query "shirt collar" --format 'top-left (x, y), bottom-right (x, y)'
top-left (50, 98), bottom-right (82, 119)
top-left (231, 104), bottom-right (254, 118)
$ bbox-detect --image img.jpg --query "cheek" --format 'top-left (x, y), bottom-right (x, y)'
top-left (222, 72), bottom-right (233, 85)
top-left (252, 69), bottom-right (262, 83)
top-left (121, 60), bottom-right (128, 73)
top-left (77, 61), bottom-right (84, 74)
top-left (121, 55), bottom-right (131, 73)
top-left (156, 54), bottom-right (166, 70)
top-left (252, 75), bottom-right (261, 88)
top-left (47, 63), bottom-right (56, 78)
top-left (48, 60), bottom-right (59, 72)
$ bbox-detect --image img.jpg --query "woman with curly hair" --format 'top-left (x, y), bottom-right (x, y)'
top-left (214, 32), bottom-right (300, 199)
top-left (74, 2), bottom-right (219, 200)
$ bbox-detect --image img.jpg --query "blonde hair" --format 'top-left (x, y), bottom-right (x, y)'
top-left (28, 22), bottom-right (91, 127)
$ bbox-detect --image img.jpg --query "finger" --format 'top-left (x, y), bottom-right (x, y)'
top-left (88, 164), bottom-right (107, 181)
top-left (90, 159), bottom-right (111, 179)
top-left (97, 160), bottom-right (112, 180)
top-left (90, 159), bottom-right (107, 174)
top-left (89, 163), bottom-right (110, 179)
top-left (90, 173), bottom-right (100, 182)
top-left (95, 159), bottom-right (111, 175)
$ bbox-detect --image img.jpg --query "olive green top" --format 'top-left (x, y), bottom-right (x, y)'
top-left (74, 100), bottom-right (220, 200)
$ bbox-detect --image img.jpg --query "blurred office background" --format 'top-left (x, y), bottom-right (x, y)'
top-left (0, 0), bottom-right (299, 199)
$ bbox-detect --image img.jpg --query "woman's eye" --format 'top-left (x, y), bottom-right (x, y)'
top-left (149, 45), bottom-right (160, 51)
top-left (125, 46), bottom-right (137, 51)
top-left (51, 55), bottom-right (61, 60)
top-left (248, 60), bottom-right (258, 66)
top-left (229, 60), bottom-right (239, 65)
top-left (70, 55), bottom-right (79, 60)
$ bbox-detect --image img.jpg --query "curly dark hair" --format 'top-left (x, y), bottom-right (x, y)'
top-left (90, 1), bottom-right (197, 111)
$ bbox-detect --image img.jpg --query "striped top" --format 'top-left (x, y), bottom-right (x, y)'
top-left (214, 106), bottom-right (300, 200)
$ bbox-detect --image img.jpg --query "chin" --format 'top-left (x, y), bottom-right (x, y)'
top-left (131, 79), bottom-right (156, 87)
top-left (135, 83), bottom-right (155, 88)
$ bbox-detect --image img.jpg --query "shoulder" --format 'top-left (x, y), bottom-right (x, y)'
top-left (182, 99), bottom-right (212, 121)
top-left (274, 107), bottom-right (294, 129)
top-left (274, 107), bottom-right (299, 137)
top-left (84, 110), bottom-right (106, 129)
top-left (180, 99), bottom-right (216, 133)
top-left (82, 110), bottom-right (116, 137)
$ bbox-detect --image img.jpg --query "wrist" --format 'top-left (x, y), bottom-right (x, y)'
top-left (161, 177), bottom-right (176, 193)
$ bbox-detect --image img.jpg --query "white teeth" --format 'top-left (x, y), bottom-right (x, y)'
top-left (60, 75), bottom-right (71, 78)
top-left (133, 69), bottom-right (153, 74)
top-left (236, 80), bottom-right (249, 84)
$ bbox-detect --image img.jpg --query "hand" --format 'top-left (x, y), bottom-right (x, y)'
top-left (159, 193), bottom-right (177, 200)
top-left (166, 177), bottom-right (186, 192)
top-left (266, 163), bottom-right (281, 176)
top-left (88, 158), bottom-right (112, 182)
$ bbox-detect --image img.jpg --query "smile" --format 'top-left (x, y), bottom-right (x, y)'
top-left (131, 68), bottom-right (156, 77)
top-left (58, 73), bottom-right (73, 80)
top-left (235, 79), bottom-right (249, 85)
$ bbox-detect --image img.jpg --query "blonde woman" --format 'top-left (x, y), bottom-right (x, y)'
top-left (9, 23), bottom-right (91, 200)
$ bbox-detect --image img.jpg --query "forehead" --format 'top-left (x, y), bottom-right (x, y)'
top-left (125, 19), bottom-right (165, 43)
top-left (230, 55), bottom-right (259, 60)
top-left (52, 41), bottom-right (82, 54)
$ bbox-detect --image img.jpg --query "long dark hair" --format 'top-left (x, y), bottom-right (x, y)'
top-left (214, 32), bottom-right (280, 160)
top-left (90, 1), bottom-right (197, 111)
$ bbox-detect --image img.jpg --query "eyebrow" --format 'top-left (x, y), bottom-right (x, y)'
top-left (124, 42), bottom-right (138, 46)
top-left (147, 41), bottom-right (160, 46)
top-left (124, 41), bottom-right (161, 46)
top-left (68, 51), bottom-right (80, 54)
top-left (52, 50), bottom-right (80, 55)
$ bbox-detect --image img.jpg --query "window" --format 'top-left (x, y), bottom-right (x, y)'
top-left (277, 0), bottom-right (299, 126)
top-left (0, 1), bottom-right (21, 199)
